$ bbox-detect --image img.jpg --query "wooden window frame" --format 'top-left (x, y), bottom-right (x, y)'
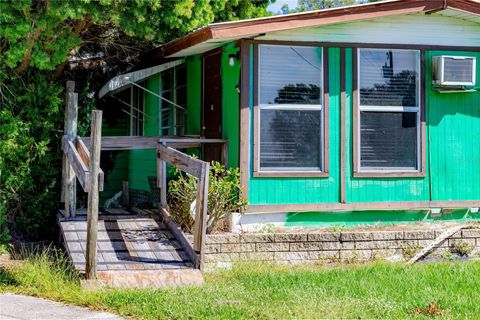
top-left (253, 42), bottom-right (330, 178)
top-left (353, 47), bottom-right (426, 178)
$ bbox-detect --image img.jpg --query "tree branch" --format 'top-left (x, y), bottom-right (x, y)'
top-left (15, 26), bottom-right (40, 74)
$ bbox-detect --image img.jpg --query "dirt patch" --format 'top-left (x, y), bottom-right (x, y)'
top-left (413, 303), bottom-right (443, 317)
top-left (0, 253), bottom-right (24, 269)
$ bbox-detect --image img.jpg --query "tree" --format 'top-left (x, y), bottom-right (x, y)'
top-left (0, 0), bottom-right (271, 246)
top-left (281, 0), bottom-right (379, 14)
top-left (1, 0), bottom-right (271, 78)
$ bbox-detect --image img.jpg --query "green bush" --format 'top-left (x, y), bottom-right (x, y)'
top-left (168, 161), bottom-right (247, 233)
top-left (0, 75), bottom-right (62, 241)
top-left (450, 240), bottom-right (475, 256)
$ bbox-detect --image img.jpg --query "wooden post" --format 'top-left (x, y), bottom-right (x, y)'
top-left (193, 162), bottom-right (209, 269)
top-left (221, 142), bottom-right (228, 167)
top-left (85, 110), bottom-right (102, 280)
top-left (121, 181), bottom-right (129, 207)
top-left (157, 142), bottom-right (167, 208)
top-left (63, 81), bottom-right (78, 218)
top-left (61, 81), bottom-right (75, 203)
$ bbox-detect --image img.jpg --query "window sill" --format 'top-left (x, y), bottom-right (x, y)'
top-left (253, 171), bottom-right (329, 178)
top-left (353, 171), bottom-right (425, 178)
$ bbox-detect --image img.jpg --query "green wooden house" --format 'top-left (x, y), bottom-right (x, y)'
top-left (98, 0), bottom-right (480, 229)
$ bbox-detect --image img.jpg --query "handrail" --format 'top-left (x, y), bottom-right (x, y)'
top-left (82, 135), bottom-right (227, 152)
top-left (60, 81), bottom-right (104, 279)
top-left (62, 136), bottom-right (105, 193)
top-left (157, 142), bottom-right (214, 270)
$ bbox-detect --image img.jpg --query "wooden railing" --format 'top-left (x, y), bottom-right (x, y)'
top-left (157, 144), bottom-right (208, 269)
top-left (156, 138), bottom-right (228, 270)
top-left (61, 81), bottom-right (104, 280)
top-left (62, 136), bottom-right (104, 194)
top-left (82, 133), bottom-right (227, 270)
top-left (61, 81), bottom-right (228, 274)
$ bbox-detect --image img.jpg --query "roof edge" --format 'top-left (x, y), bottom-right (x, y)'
top-left (155, 0), bottom-right (479, 59)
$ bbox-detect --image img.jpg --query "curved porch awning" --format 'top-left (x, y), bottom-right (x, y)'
top-left (98, 59), bottom-right (184, 98)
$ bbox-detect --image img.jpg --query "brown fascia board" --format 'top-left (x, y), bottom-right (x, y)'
top-left (157, 0), bottom-right (478, 58)
top-left (447, 0), bottom-right (480, 15)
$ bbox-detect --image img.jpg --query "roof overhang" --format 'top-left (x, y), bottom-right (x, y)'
top-left (98, 59), bottom-right (184, 98)
top-left (152, 0), bottom-right (480, 59)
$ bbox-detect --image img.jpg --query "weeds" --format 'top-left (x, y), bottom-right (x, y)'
top-left (450, 240), bottom-right (475, 256)
top-left (402, 243), bottom-right (422, 260)
top-left (1, 251), bottom-right (479, 319)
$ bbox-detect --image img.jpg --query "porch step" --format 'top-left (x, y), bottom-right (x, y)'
top-left (91, 269), bottom-right (203, 288)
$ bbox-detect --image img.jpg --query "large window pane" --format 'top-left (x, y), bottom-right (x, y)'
top-left (259, 45), bottom-right (322, 105)
top-left (260, 109), bottom-right (322, 171)
top-left (360, 112), bottom-right (417, 170)
top-left (359, 49), bottom-right (419, 107)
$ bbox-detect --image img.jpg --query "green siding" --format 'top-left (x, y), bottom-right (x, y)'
top-left (186, 56), bottom-right (202, 135)
top-left (246, 46), bottom-right (479, 207)
top-left (128, 75), bottom-right (159, 191)
top-left (345, 49), bottom-right (430, 203)
top-left (221, 43), bottom-right (241, 168)
top-left (426, 51), bottom-right (480, 201)
top-left (248, 47), bottom-right (341, 205)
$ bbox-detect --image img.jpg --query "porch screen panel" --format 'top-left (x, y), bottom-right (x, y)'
top-left (160, 64), bottom-right (187, 136)
top-left (258, 44), bottom-right (323, 172)
top-left (358, 48), bottom-right (420, 172)
top-left (175, 65), bottom-right (187, 135)
top-left (160, 70), bottom-right (173, 135)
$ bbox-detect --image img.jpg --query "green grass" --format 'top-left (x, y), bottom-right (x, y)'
top-left (1, 250), bottom-right (479, 319)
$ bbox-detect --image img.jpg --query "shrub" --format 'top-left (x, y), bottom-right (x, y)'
top-left (168, 161), bottom-right (247, 234)
top-left (450, 240), bottom-right (475, 256)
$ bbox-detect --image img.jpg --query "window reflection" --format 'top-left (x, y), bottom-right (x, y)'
top-left (258, 44), bottom-right (323, 172)
top-left (260, 45), bottom-right (322, 105)
top-left (360, 49), bottom-right (418, 107)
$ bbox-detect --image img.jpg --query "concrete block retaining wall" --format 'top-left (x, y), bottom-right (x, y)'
top-left (203, 229), bottom-right (480, 270)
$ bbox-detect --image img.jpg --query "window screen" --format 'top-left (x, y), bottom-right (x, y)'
top-left (358, 49), bottom-right (420, 172)
top-left (360, 112), bottom-right (417, 170)
top-left (260, 109), bottom-right (322, 170)
top-left (258, 44), bottom-right (324, 172)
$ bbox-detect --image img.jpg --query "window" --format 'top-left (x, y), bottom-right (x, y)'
top-left (174, 65), bottom-right (187, 135)
top-left (130, 84), bottom-right (144, 136)
top-left (256, 44), bottom-right (325, 174)
top-left (160, 65), bottom-right (187, 136)
top-left (357, 48), bottom-right (421, 173)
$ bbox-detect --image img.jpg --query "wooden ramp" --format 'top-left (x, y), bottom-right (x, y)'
top-left (58, 208), bottom-right (203, 288)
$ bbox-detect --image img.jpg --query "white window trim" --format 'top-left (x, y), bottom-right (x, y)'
top-left (357, 48), bottom-right (422, 173)
top-left (257, 44), bottom-right (324, 173)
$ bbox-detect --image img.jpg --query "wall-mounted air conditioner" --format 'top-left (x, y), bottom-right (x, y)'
top-left (432, 56), bottom-right (476, 88)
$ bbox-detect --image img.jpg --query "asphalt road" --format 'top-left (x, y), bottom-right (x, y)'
top-left (0, 293), bottom-right (123, 320)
